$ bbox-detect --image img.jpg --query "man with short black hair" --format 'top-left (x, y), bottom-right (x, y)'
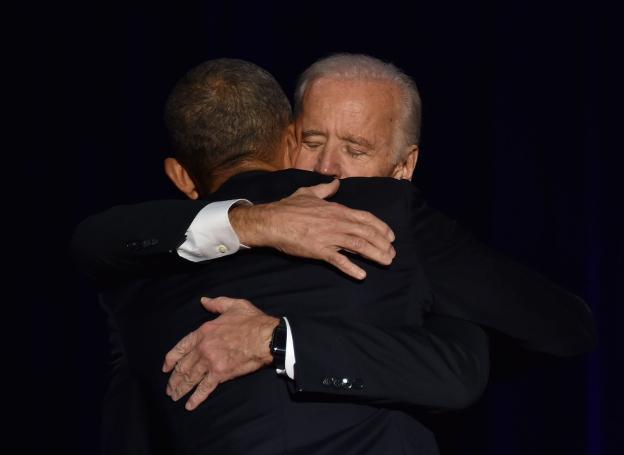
top-left (163, 58), bottom-right (293, 196)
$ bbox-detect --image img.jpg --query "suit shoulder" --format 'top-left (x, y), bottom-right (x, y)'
top-left (215, 170), bottom-right (332, 202)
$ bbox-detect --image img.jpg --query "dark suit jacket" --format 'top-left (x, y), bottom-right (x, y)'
top-left (72, 169), bottom-right (595, 454)
top-left (74, 170), bottom-right (495, 454)
top-left (74, 169), bottom-right (595, 357)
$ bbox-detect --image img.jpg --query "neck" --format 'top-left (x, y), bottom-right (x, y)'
top-left (208, 159), bottom-right (281, 193)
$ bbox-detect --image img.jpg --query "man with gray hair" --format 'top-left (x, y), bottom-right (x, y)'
top-left (292, 53), bottom-right (421, 179)
top-left (294, 53), bottom-right (422, 165)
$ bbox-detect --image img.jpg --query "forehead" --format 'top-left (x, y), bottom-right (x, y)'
top-left (300, 78), bottom-right (402, 131)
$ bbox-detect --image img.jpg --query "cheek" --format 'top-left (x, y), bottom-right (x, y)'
top-left (294, 150), bottom-right (316, 170)
top-left (339, 161), bottom-right (375, 178)
top-left (350, 155), bottom-right (395, 178)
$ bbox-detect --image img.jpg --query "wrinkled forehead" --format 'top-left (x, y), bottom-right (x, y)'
top-left (297, 78), bottom-right (404, 143)
top-left (301, 77), bottom-right (403, 113)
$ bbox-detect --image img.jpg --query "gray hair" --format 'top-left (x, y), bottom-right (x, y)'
top-left (294, 53), bottom-right (422, 159)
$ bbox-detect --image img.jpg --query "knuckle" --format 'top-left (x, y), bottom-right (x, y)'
top-left (359, 225), bottom-right (376, 239)
top-left (212, 359), bottom-right (228, 375)
top-left (198, 343), bottom-right (212, 359)
top-left (322, 201), bottom-right (339, 212)
top-left (197, 379), bottom-right (213, 394)
top-left (352, 209), bottom-right (369, 222)
top-left (188, 368), bottom-right (204, 382)
top-left (164, 352), bottom-right (177, 365)
top-left (321, 249), bottom-right (334, 262)
top-left (349, 236), bottom-right (364, 250)
top-left (195, 380), bottom-right (208, 393)
top-left (177, 334), bottom-right (194, 351)
top-left (331, 254), bottom-right (347, 268)
top-left (174, 387), bottom-right (188, 399)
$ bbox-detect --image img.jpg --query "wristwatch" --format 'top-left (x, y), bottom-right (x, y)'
top-left (269, 317), bottom-right (287, 371)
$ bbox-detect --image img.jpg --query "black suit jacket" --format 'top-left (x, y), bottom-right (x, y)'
top-left (75, 170), bottom-right (495, 454)
top-left (74, 169), bottom-right (595, 357)
top-left (72, 169), bottom-right (595, 454)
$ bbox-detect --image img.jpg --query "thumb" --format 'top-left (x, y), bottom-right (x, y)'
top-left (296, 179), bottom-right (340, 199)
top-left (200, 296), bottom-right (235, 313)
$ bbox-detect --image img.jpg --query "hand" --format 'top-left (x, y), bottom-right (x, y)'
top-left (162, 296), bottom-right (279, 411)
top-left (229, 179), bottom-right (396, 280)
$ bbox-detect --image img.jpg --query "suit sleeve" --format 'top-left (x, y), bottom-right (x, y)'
top-left (407, 190), bottom-right (596, 357)
top-left (286, 314), bottom-right (489, 411)
top-left (70, 200), bottom-right (210, 284)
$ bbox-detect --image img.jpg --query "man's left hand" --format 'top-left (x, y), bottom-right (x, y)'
top-left (162, 296), bottom-right (279, 411)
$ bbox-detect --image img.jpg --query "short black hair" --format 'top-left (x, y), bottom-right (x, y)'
top-left (164, 58), bottom-right (292, 195)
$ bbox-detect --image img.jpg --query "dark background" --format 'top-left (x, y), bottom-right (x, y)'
top-left (28, 1), bottom-right (622, 453)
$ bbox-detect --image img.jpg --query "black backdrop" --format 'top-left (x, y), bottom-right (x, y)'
top-left (28, 1), bottom-right (622, 454)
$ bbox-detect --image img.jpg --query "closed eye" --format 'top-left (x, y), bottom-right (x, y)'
top-left (347, 146), bottom-right (367, 158)
top-left (303, 141), bottom-right (323, 149)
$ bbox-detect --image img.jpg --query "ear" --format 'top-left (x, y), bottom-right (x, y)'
top-left (279, 123), bottom-right (297, 169)
top-left (164, 157), bottom-right (199, 200)
top-left (391, 145), bottom-right (419, 180)
top-left (288, 119), bottom-right (306, 166)
top-left (282, 122), bottom-right (298, 169)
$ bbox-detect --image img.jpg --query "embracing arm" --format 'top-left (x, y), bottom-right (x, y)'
top-left (287, 314), bottom-right (489, 410)
top-left (162, 297), bottom-right (488, 412)
top-left (71, 181), bottom-right (396, 284)
top-left (408, 195), bottom-right (596, 356)
top-left (70, 199), bottom-right (212, 283)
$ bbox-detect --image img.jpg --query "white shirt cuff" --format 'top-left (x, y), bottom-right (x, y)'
top-left (276, 317), bottom-right (296, 380)
top-left (177, 199), bottom-right (251, 262)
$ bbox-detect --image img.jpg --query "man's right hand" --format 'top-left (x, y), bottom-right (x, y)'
top-left (229, 179), bottom-right (395, 280)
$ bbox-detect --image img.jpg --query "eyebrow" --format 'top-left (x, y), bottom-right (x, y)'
top-left (302, 130), bottom-right (374, 149)
top-left (340, 134), bottom-right (374, 149)
top-left (302, 130), bottom-right (327, 139)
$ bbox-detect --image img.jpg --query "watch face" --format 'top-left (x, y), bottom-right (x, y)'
top-left (270, 319), bottom-right (287, 369)
top-left (270, 319), bottom-right (287, 356)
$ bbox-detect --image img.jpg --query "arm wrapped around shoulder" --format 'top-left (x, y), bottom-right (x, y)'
top-left (408, 199), bottom-right (597, 357)
top-left (70, 200), bottom-right (209, 285)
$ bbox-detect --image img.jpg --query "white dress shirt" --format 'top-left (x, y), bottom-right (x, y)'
top-left (177, 200), bottom-right (296, 379)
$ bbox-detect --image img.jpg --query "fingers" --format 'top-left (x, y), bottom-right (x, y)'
top-left (166, 350), bottom-right (203, 401)
top-left (200, 296), bottom-right (238, 313)
top-left (347, 208), bottom-right (395, 243)
top-left (333, 232), bottom-right (395, 266)
top-left (325, 250), bottom-right (367, 280)
top-left (292, 183), bottom-right (394, 244)
top-left (294, 179), bottom-right (340, 199)
top-left (184, 373), bottom-right (219, 411)
top-left (162, 330), bottom-right (198, 373)
top-left (338, 221), bottom-right (396, 263)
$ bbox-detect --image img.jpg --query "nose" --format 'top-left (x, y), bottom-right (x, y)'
top-left (314, 147), bottom-right (341, 179)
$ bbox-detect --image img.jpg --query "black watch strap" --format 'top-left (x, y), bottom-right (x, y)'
top-left (269, 317), bottom-right (287, 370)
